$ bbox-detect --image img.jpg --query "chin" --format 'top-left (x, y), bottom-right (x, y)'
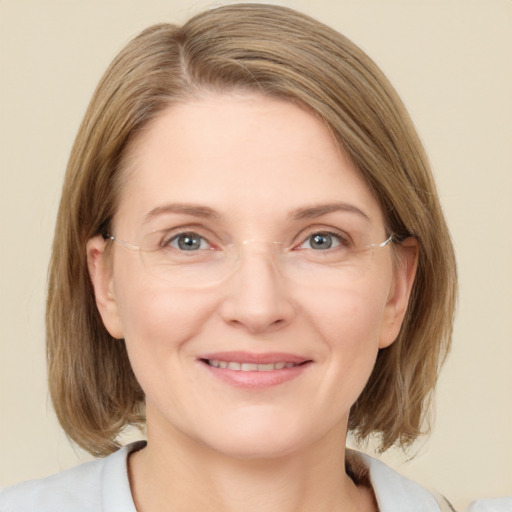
top-left (208, 436), bottom-right (306, 461)
top-left (194, 413), bottom-right (327, 461)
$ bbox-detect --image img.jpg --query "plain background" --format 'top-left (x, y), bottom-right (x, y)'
top-left (0, 0), bottom-right (511, 509)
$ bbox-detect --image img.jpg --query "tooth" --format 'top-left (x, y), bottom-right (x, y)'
top-left (241, 363), bottom-right (258, 371)
top-left (257, 363), bottom-right (275, 371)
top-left (209, 360), bottom-right (299, 371)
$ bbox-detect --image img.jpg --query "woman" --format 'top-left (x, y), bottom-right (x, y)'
top-left (2, 3), bottom-right (504, 511)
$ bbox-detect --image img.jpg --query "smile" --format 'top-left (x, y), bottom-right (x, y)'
top-left (205, 360), bottom-right (300, 371)
top-left (198, 352), bottom-right (312, 388)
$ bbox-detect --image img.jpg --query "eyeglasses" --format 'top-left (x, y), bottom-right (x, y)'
top-left (103, 229), bottom-right (394, 288)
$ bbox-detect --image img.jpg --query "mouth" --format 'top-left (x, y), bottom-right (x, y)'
top-left (202, 359), bottom-right (308, 371)
top-left (198, 352), bottom-right (312, 389)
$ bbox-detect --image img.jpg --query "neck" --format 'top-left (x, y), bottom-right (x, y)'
top-left (128, 416), bottom-right (375, 512)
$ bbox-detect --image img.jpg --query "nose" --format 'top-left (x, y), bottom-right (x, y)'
top-left (219, 243), bottom-right (296, 334)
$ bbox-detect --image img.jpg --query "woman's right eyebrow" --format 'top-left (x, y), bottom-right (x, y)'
top-left (143, 203), bottom-right (220, 224)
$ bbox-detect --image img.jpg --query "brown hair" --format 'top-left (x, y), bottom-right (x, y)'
top-left (47, 3), bottom-right (457, 456)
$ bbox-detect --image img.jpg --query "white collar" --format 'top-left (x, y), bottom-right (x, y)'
top-left (355, 451), bottom-right (442, 511)
top-left (105, 443), bottom-right (441, 512)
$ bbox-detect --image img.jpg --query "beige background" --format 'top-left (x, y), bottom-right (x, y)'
top-left (1, 0), bottom-right (511, 508)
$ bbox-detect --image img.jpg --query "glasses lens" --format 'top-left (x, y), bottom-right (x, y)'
top-left (137, 231), bottom-right (391, 288)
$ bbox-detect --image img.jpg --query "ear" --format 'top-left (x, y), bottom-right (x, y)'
top-left (379, 237), bottom-right (418, 349)
top-left (86, 235), bottom-right (124, 339)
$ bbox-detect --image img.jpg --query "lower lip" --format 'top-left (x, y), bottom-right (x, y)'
top-left (200, 361), bottom-right (312, 389)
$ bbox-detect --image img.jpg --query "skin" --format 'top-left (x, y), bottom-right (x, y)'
top-left (87, 93), bottom-right (417, 512)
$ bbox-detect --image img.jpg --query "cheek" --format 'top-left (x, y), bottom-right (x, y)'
top-left (110, 255), bottom-right (213, 372)
top-left (326, 290), bottom-right (387, 372)
top-left (302, 277), bottom-right (390, 343)
top-left (112, 280), bottom-right (220, 417)
top-left (299, 280), bottom-right (391, 400)
top-left (116, 286), bottom-right (209, 349)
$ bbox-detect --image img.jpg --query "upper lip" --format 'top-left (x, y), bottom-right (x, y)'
top-left (198, 351), bottom-right (312, 365)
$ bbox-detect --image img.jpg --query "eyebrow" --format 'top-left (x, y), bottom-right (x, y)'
top-left (288, 202), bottom-right (371, 222)
top-left (143, 201), bottom-right (371, 224)
top-left (143, 203), bottom-right (220, 224)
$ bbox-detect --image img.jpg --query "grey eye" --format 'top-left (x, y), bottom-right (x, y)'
top-left (302, 232), bottom-right (341, 250)
top-left (169, 232), bottom-right (209, 251)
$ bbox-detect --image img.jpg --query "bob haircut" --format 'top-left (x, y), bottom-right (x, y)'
top-left (47, 3), bottom-right (457, 457)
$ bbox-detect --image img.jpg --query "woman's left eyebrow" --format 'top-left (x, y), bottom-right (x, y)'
top-left (143, 203), bottom-right (220, 224)
top-left (288, 202), bottom-right (371, 222)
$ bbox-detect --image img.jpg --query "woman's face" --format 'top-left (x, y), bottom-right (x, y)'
top-left (88, 93), bottom-right (415, 458)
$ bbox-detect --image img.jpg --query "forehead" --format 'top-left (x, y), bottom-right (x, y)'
top-left (116, 93), bottom-right (384, 231)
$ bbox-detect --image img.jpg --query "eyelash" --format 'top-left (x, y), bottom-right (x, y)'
top-left (159, 227), bottom-right (352, 252)
top-left (295, 231), bottom-right (351, 251)
top-left (165, 231), bottom-right (213, 251)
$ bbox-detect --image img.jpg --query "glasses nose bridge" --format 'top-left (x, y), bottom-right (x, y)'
top-left (229, 239), bottom-right (284, 274)
top-left (237, 238), bottom-right (283, 259)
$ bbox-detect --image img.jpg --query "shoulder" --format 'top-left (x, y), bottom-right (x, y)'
top-left (0, 441), bottom-right (144, 512)
top-left (466, 498), bottom-right (512, 512)
top-left (0, 457), bottom-right (105, 512)
top-left (353, 451), bottom-right (443, 512)
top-left (353, 451), bottom-right (512, 512)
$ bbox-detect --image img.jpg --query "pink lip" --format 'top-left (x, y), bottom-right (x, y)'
top-left (198, 351), bottom-right (313, 389)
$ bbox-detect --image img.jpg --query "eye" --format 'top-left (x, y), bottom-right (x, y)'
top-left (299, 232), bottom-right (345, 251)
top-left (167, 232), bottom-right (211, 251)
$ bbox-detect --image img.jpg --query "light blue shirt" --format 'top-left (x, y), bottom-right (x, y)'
top-left (1, 442), bottom-right (510, 511)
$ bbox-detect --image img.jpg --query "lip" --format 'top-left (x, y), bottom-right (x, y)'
top-left (198, 351), bottom-right (313, 389)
